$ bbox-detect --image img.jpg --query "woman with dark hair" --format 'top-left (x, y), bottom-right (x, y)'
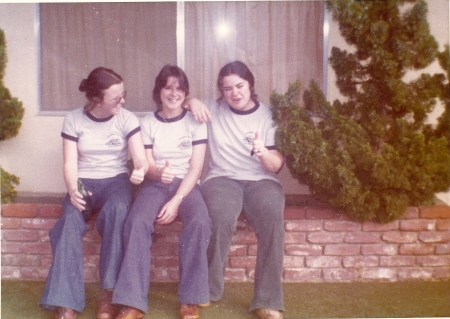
top-left (186, 61), bottom-right (285, 319)
top-left (40, 67), bottom-right (148, 319)
top-left (112, 65), bottom-right (211, 319)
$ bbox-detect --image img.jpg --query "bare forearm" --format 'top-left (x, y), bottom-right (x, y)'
top-left (64, 162), bottom-right (78, 194)
top-left (259, 150), bottom-right (284, 173)
top-left (172, 166), bottom-right (202, 201)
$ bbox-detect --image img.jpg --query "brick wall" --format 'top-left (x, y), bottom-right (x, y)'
top-left (1, 198), bottom-right (450, 282)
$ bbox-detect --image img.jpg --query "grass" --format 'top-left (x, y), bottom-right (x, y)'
top-left (2, 280), bottom-right (450, 318)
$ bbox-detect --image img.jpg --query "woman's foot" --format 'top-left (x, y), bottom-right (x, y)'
top-left (180, 304), bottom-right (199, 319)
top-left (255, 308), bottom-right (283, 319)
top-left (115, 307), bottom-right (144, 319)
top-left (97, 290), bottom-right (119, 319)
top-left (55, 307), bottom-right (77, 319)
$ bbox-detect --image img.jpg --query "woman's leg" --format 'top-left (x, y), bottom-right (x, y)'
top-left (201, 177), bottom-right (244, 301)
top-left (177, 184), bottom-right (211, 304)
top-left (94, 174), bottom-right (134, 290)
top-left (242, 179), bottom-right (285, 312)
top-left (112, 180), bottom-right (167, 313)
top-left (40, 194), bottom-right (88, 313)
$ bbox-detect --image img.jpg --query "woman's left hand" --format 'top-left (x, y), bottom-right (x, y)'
top-left (156, 199), bottom-right (180, 225)
top-left (253, 132), bottom-right (268, 157)
top-left (130, 163), bottom-right (145, 185)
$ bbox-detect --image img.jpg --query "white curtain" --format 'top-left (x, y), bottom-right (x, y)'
top-left (184, 1), bottom-right (324, 104)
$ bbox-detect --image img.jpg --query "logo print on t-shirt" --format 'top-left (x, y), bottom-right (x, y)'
top-left (178, 136), bottom-right (192, 150)
top-left (106, 133), bottom-right (122, 147)
top-left (243, 132), bottom-right (255, 145)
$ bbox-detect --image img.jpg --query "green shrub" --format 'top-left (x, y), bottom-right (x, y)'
top-left (271, 0), bottom-right (450, 222)
top-left (1, 167), bottom-right (20, 203)
top-left (0, 28), bottom-right (24, 203)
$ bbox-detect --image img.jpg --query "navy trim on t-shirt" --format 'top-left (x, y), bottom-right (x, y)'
top-left (229, 100), bottom-right (260, 115)
top-left (61, 132), bottom-right (78, 142)
top-left (192, 139), bottom-right (207, 146)
top-left (126, 126), bottom-right (141, 140)
top-left (86, 111), bottom-right (114, 122)
top-left (154, 109), bottom-right (187, 123)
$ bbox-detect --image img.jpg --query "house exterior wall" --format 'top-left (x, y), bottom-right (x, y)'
top-left (0, 1), bottom-right (449, 202)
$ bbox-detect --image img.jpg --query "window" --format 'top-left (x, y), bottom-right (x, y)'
top-left (39, 1), bottom-right (324, 113)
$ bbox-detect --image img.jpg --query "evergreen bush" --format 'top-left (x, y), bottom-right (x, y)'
top-left (0, 29), bottom-right (24, 203)
top-left (271, 0), bottom-right (450, 222)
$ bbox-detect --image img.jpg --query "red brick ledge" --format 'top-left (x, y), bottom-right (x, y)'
top-left (2, 199), bottom-right (449, 282)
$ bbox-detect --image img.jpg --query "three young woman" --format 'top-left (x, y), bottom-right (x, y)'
top-left (42, 61), bottom-right (285, 319)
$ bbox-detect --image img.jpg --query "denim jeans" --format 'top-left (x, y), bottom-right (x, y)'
top-left (112, 178), bottom-right (211, 313)
top-left (201, 177), bottom-right (285, 312)
top-left (40, 173), bottom-right (134, 312)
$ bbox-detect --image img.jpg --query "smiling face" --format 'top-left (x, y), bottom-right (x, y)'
top-left (160, 76), bottom-right (186, 116)
top-left (221, 74), bottom-right (255, 111)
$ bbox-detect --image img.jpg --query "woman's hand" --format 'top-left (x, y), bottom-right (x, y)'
top-left (160, 160), bottom-right (175, 184)
top-left (253, 132), bottom-right (268, 157)
top-left (156, 198), bottom-right (180, 225)
top-left (252, 132), bottom-right (284, 173)
top-left (69, 188), bottom-right (88, 212)
top-left (130, 162), bottom-right (146, 185)
top-left (184, 98), bottom-right (212, 123)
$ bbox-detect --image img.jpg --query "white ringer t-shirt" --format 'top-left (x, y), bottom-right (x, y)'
top-left (140, 109), bottom-right (207, 179)
top-left (61, 107), bottom-right (140, 179)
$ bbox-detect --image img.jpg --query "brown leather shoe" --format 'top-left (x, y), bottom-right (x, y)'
top-left (115, 307), bottom-right (144, 319)
top-left (55, 307), bottom-right (77, 319)
top-left (255, 308), bottom-right (284, 319)
top-left (180, 304), bottom-right (199, 319)
top-left (97, 290), bottom-right (119, 319)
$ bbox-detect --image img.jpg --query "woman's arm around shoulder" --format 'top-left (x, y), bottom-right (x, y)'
top-left (183, 98), bottom-right (212, 123)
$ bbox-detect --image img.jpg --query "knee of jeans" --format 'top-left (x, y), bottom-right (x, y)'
top-left (50, 208), bottom-right (86, 241)
top-left (125, 211), bottom-right (155, 233)
top-left (191, 213), bottom-right (212, 232)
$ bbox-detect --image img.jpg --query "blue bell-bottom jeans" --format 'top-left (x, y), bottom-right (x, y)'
top-left (201, 177), bottom-right (285, 312)
top-left (40, 173), bottom-right (134, 312)
top-left (112, 178), bottom-right (211, 313)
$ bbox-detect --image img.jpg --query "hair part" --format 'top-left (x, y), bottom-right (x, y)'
top-left (153, 65), bottom-right (189, 111)
top-left (217, 60), bottom-right (257, 101)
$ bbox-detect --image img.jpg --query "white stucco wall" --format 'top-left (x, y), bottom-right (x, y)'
top-left (1, 4), bottom-right (66, 196)
top-left (0, 1), bottom-right (448, 202)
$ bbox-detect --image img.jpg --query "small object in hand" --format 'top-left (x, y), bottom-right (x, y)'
top-left (78, 179), bottom-right (93, 221)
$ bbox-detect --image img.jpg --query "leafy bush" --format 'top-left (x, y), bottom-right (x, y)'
top-left (1, 28), bottom-right (24, 203)
top-left (1, 167), bottom-right (20, 203)
top-left (271, 0), bottom-right (450, 222)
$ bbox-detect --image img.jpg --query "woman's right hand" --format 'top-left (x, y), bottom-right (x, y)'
top-left (69, 189), bottom-right (86, 212)
top-left (184, 98), bottom-right (212, 123)
top-left (160, 160), bottom-right (175, 184)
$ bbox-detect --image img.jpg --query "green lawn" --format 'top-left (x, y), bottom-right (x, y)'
top-left (2, 281), bottom-right (449, 318)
